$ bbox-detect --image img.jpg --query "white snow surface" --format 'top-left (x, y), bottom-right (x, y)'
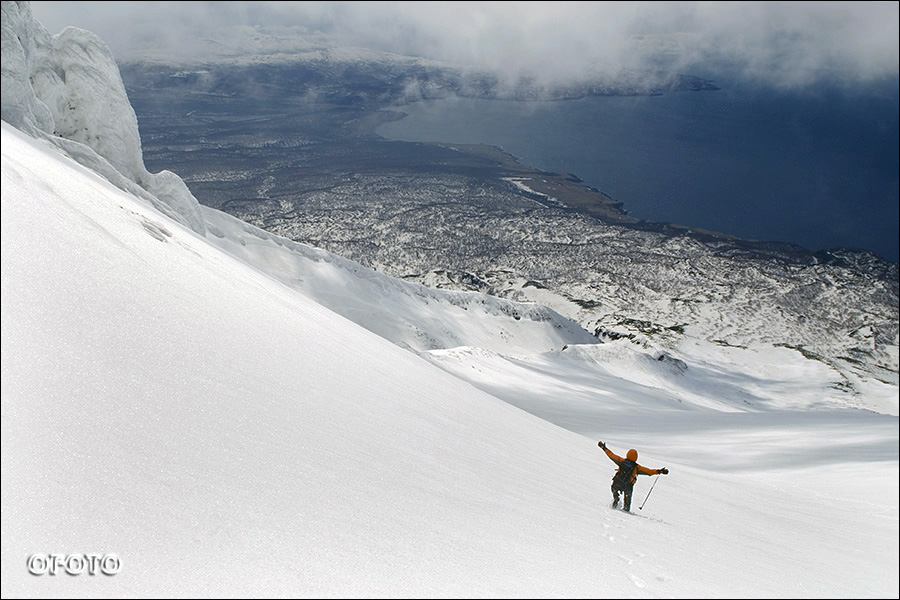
top-left (1, 1), bottom-right (898, 597)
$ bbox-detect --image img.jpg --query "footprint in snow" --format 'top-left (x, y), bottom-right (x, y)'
top-left (141, 219), bottom-right (171, 242)
top-left (628, 573), bottom-right (647, 588)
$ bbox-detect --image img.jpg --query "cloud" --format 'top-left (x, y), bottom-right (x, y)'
top-left (30, 1), bottom-right (900, 89)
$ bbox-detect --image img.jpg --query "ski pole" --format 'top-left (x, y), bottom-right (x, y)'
top-left (639, 475), bottom-right (660, 510)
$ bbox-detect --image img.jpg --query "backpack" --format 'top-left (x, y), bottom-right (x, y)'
top-left (612, 459), bottom-right (637, 487)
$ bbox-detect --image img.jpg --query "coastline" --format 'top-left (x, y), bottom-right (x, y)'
top-left (442, 142), bottom-right (636, 224)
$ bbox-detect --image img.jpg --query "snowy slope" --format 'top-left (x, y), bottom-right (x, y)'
top-left (3, 116), bottom-right (898, 600)
top-left (201, 206), bottom-right (597, 356)
top-left (0, 120), bottom-right (618, 597)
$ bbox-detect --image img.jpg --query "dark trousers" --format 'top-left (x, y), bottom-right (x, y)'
top-left (611, 481), bottom-right (634, 511)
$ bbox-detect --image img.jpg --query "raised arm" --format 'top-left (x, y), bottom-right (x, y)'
top-left (598, 441), bottom-right (623, 463)
top-left (637, 464), bottom-right (669, 476)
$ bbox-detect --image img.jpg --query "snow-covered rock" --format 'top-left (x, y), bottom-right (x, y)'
top-left (0, 0), bottom-right (204, 234)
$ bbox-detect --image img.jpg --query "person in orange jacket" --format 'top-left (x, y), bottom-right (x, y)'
top-left (598, 441), bottom-right (668, 511)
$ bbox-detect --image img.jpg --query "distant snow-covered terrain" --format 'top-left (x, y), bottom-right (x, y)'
top-left (112, 41), bottom-right (899, 413)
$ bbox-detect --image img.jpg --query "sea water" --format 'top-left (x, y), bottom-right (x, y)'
top-left (377, 78), bottom-right (899, 261)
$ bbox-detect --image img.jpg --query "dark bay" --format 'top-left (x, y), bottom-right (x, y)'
top-left (377, 80), bottom-right (899, 262)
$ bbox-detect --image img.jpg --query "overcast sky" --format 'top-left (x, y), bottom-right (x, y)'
top-left (30, 1), bottom-right (900, 88)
